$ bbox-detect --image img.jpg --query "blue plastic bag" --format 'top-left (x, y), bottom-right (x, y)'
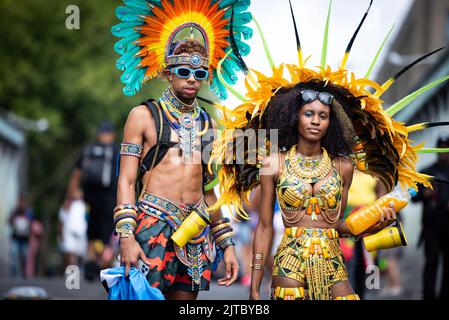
top-left (100, 267), bottom-right (165, 300)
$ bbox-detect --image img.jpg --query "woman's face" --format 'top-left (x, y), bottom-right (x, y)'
top-left (297, 100), bottom-right (330, 143)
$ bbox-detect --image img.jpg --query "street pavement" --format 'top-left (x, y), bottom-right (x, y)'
top-left (0, 250), bottom-right (426, 300)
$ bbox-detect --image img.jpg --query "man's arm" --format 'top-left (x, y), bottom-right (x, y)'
top-left (117, 105), bottom-right (154, 276)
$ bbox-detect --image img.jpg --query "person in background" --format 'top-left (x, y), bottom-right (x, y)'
top-left (58, 197), bottom-right (88, 269)
top-left (25, 217), bottom-right (43, 278)
top-left (412, 133), bottom-right (449, 300)
top-left (9, 194), bottom-right (34, 277)
top-left (63, 121), bottom-right (119, 281)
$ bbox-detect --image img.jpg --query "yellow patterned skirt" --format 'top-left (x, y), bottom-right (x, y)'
top-left (272, 227), bottom-right (348, 300)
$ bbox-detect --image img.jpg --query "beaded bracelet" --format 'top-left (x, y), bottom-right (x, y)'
top-left (115, 218), bottom-right (137, 229)
top-left (217, 237), bottom-right (235, 251)
top-left (215, 231), bottom-right (234, 245)
top-left (211, 217), bottom-right (230, 228)
top-left (120, 143), bottom-right (143, 158)
top-left (213, 227), bottom-right (234, 240)
top-left (113, 209), bottom-right (137, 220)
top-left (114, 204), bottom-right (138, 214)
top-left (114, 213), bottom-right (138, 225)
top-left (210, 222), bottom-right (232, 235)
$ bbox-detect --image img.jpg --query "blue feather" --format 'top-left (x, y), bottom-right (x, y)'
top-left (115, 5), bottom-right (148, 19)
top-left (121, 68), bottom-right (145, 86)
top-left (114, 34), bottom-right (140, 55)
top-left (227, 11), bottom-right (252, 26)
top-left (123, 0), bottom-right (150, 11)
top-left (228, 25), bottom-right (253, 40)
top-left (222, 62), bottom-right (239, 84)
top-left (111, 21), bottom-right (142, 38)
top-left (222, 1), bottom-right (251, 14)
top-left (122, 71), bottom-right (144, 96)
top-left (228, 37), bottom-right (251, 56)
top-left (119, 13), bottom-right (145, 22)
top-left (218, 0), bottom-right (240, 9)
top-left (116, 46), bottom-right (140, 70)
top-left (211, 71), bottom-right (228, 100)
top-left (223, 55), bottom-right (241, 72)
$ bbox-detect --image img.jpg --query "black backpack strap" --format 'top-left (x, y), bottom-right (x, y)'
top-left (137, 99), bottom-right (173, 182)
top-left (201, 110), bottom-right (215, 192)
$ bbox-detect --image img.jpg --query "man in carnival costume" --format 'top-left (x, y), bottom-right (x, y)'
top-left (111, 0), bottom-right (253, 299)
top-left (209, 0), bottom-right (449, 300)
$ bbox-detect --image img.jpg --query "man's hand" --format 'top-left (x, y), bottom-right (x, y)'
top-left (119, 234), bottom-right (151, 277)
top-left (217, 245), bottom-right (239, 287)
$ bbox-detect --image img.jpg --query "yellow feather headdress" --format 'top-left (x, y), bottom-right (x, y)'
top-left (208, 0), bottom-right (449, 219)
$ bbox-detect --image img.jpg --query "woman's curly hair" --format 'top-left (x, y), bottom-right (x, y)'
top-left (262, 80), bottom-right (358, 159)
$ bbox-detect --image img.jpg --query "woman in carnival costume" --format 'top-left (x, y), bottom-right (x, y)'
top-left (111, 0), bottom-right (253, 299)
top-left (208, 0), bottom-right (449, 300)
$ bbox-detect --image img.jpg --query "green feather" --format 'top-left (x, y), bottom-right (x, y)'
top-left (416, 148), bottom-right (449, 154)
top-left (321, 0), bottom-right (332, 69)
top-left (385, 75), bottom-right (449, 116)
top-left (216, 49), bottom-right (248, 101)
top-left (364, 24), bottom-right (395, 79)
top-left (252, 16), bottom-right (274, 70)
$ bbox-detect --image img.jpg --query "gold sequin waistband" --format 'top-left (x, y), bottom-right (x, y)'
top-left (284, 227), bottom-right (339, 239)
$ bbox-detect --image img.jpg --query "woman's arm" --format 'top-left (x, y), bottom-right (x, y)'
top-left (335, 157), bottom-right (354, 236)
top-left (249, 154), bottom-right (277, 300)
top-left (338, 164), bottom-right (397, 237)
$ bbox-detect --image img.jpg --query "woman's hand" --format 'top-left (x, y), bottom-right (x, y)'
top-left (364, 202), bottom-right (397, 235)
top-left (217, 245), bottom-right (239, 287)
top-left (119, 234), bottom-right (151, 277)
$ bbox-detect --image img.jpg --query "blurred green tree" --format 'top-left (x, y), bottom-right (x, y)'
top-left (0, 0), bottom-right (221, 274)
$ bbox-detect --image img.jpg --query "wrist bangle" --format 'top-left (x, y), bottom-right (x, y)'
top-left (114, 204), bottom-right (138, 214)
top-left (113, 209), bottom-right (137, 219)
top-left (213, 227), bottom-right (233, 240)
top-left (115, 218), bottom-right (137, 229)
top-left (211, 217), bottom-right (230, 228)
top-left (250, 263), bottom-right (263, 270)
top-left (210, 222), bottom-right (232, 234)
top-left (215, 231), bottom-right (234, 245)
top-left (218, 237), bottom-right (235, 251)
top-left (114, 213), bottom-right (138, 224)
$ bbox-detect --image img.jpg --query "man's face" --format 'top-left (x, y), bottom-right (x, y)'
top-left (167, 64), bottom-right (207, 102)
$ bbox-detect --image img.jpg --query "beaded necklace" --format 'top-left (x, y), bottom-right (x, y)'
top-left (159, 88), bottom-right (209, 162)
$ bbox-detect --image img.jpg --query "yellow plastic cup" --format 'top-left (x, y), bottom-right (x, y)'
top-left (171, 209), bottom-right (211, 247)
top-left (363, 221), bottom-right (408, 252)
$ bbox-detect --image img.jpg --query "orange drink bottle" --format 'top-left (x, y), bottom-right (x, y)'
top-left (345, 185), bottom-right (417, 235)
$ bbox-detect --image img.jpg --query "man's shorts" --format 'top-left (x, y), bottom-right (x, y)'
top-left (134, 193), bottom-right (213, 293)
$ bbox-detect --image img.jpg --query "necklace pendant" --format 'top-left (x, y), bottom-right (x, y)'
top-left (178, 113), bottom-right (195, 129)
top-left (179, 113), bottom-right (196, 163)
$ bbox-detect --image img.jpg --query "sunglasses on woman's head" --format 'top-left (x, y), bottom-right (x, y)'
top-left (171, 67), bottom-right (209, 81)
top-left (300, 89), bottom-right (334, 105)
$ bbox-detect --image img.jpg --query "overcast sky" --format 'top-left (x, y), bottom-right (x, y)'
top-left (224, 0), bottom-right (414, 106)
